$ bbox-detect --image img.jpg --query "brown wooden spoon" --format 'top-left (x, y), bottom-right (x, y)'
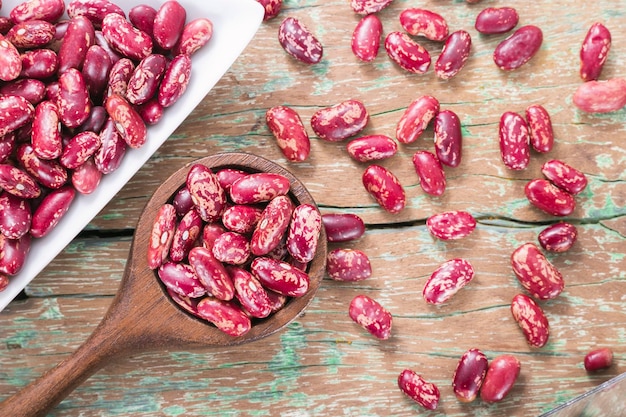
top-left (0, 152), bottom-right (327, 417)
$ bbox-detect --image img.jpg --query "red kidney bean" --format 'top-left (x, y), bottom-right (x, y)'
top-left (573, 78), bottom-right (626, 113)
top-left (186, 163), bottom-right (227, 223)
top-left (412, 151), bottom-right (446, 197)
top-left (350, 0), bottom-right (393, 14)
top-left (153, 1), bottom-right (186, 51)
top-left (222, 205), bottom-right (262, 235)
top-left (188, 246), bottom-right (235, 301)
top-left (278, 17), bottom-right (323, 65)
top-left (16, 144), bottom-right (68, 189)
top-left (427, 210), bottom-right (476, 241)
top-left (526, 104), bottom-right (554, 153)
top-left (362, 164), bottom-right (406, 214)
top-left (230, 172), bottom-right (290, 205)
top-left (0, 234), bottom-right (31, 276)
top-left (196, 297), bottom-right (251, 337)
top-left (58, 68), bottom-right (92, 128)
top-left (480, 355), bottom-right (521, 403)
top-left (105, 58), bottom-right (134, 100)
top-left (265, 105), bottom-right (311, 162)
top-left (499, 111), bottom-right (530, 171)
top-left (311, 99), bottom-right (369, 142)
top-left (126, 54), bottom-right (167, 105)
top-left (77, 105), bottom-right (107, 134)
top-left (287, 204), bottom-right (321, 264)
top-left (147, 203), bottom-right (177, 270)
top-left (102, 13), bottom-right (153, 61)
top-left (81, 45), bottom-right (112, 102)
top-left (511, 293), bottom-right (550, 348)
top-left (202, 223), bottom-right (227, 250)
top-left (321, 213), bottom-right (365, 242)
top-left (326, 249), bottom-right (371, 282)
top-left (346, 135), bottom-right (397, 162)
top-left (172, 186), bottom-right (193, 217)
top-left (250, 256), bottom-right (310, 297)
top-left (60, 131), bottom-right (101, 169)
top-left (435, 30), bottom-right (472, 80)
top-left (20, 49), bottom-right (59, 80)
top-left (10, 0), bottom-right (65, 23)
top-left (216, 168), bottom-right (247, 191)
top-left (511, 242), bottom-right (564, 300)
top-left (250, 195), bottom-right (294, 256)
top-left (94, 118), bottom-right (126, 174)
top-left (525, 179), bottom-right (576, 217)
top-left (30, 185), bottom-right (76, 238)
top-left (399, 8), bottom-right (448, 41)
top-left (434, 110), bottom-right (462, 167)
top-left (158, 54), bottom-right (192, 108)
top-left (494, 25), bottom-right (543, 71)
top-left (230, 266), bottom-right (272, 319)
top-left (167, 288), bottom-right (201, 317)
top-left (67, 0), bottom-right (125, 25)
top-left (385, 31), bottom-right (431, 74)
top-left (580, 22), bottom-right (611, 82)
top-left (158, 261), bottom-right (207, 298)
top-left (423, 258), bottom-right (474, 304)
top-left (72, 157), bottom-right (102, 194)
top-left (396, 95), bottom-right (439, 144)
top-left (58, 16), bottom-right (95, 74)
top-left (105, 93), bottom-right (147, 148)
top-left (0, 164), bottom-right (41, 199)
top-left (169, 208), bottom-right (203, 262)
top-left (584, 347), bottom-right (613, 372)
top-left (213, 232), bottom-right (251, 265)
top-left (349, 294), bottom-right (392, 340)
top-left (541, 159), bottom-right (588, 195)
top-left (0, 95), bottom-right (34, 138)
top-left (452, 349), bottom-right (488, 403)
top-left (174, 17), bottom-right (214, 56)
top-left (6, 19), bottom-right (55, 49)
top-left (475, 7), bottom-right (519, 34)
top-left (0, 134), bottom-right (15, 164)
top-left (0, 79), bottom-right (47, 106)
top-left (128, 4), bottom-right (156, 37)
top-left (351, 14), bottom-right (382, 62)
top-left (398, 369), bottom-right (439, 410)
top-left (0, 34), bottom-right (22, 82)
top-left (136, 98), bottom-right (163, 125)
top-left (0, 192), bottom-right (31, 239)
top-left (256, 0), bottom-right (282, 21)
top-left (538, 222), bottom-right (577, 253)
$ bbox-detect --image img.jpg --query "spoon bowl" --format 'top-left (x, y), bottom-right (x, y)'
top-left (0, 152), bottom-right (327, 417)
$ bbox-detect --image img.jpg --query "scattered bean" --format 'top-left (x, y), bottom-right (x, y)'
top-left (584, 347), bottom-right (613, 372)
top-left (385, 31), bottom-right (431, 74)
top-left (351, 14), bottom-right (382, 63)
top-left (452, 349), bottom-right (488, 402)
top-left (538, 222), bottom-right (577, 253)
top-left (278, 17), bottom-right (323, 65)
top-left (580, 22), bottom-right (611, 82)
top-left (426, 211), bottom-right (476, 241)
top-left (266, 105), bottom-right (311, 162)
top-left (362, 164), bottom-right (406, 214)
top-left (573, 78), bottom-right (626, 113)
top-left (541, 159), bottom-right (588, 195)
top-left (423, 258), bottom-right (474, 304)
top-left (525, 104), bottom-right (554, 154)
top-left (433, 110), bottom-right (462, 167)
top-left (493, 25), bottom-right (543, 71)
top-left (400, 8), bottom-right (448, 41)
top-left (511, 242), bottom-right (564, 300)
top-left (499, 111), bottom-right (530, 171)
top-left (347, 135), bottom-right (397, 162)
top-left (396, 95), bottom-right (439, 144)
top-left (480, 355), bottom-right (521, 403)
top-left (349, 294), bottom-right (392, 340)
top-left (327, 249), bottom-right (372, 282)
top-left (525, 179), bottom-right (576, 217)
top-left (475, 7), bottom-right (519, 34)
top-left (412, 150), bottom-right (446, 196)
top-left (511, 293), bottom-right (550, 348)
top-left (398, 369), bottom-right (439, 410)
top-left (350, 0), bottom-right (394, 15)
top-left (435, 30), bottom-right (472, 80)
top-left (310, 99), bottom-right (369, 142)
top-left (321, 213), bottom-right (365, 242)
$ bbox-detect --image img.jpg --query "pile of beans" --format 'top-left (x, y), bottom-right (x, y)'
top-left (259, 0), bottom-right (619, 410)
top-left (0, 0), bottom-right (214, 291)
top-left (148, 163), bottom-right (322, 337)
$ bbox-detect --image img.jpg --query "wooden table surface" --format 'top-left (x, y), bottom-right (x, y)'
top-left (1, 0), bottom-right (625, 415)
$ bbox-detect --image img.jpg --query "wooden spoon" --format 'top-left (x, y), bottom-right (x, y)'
top-left (0, 152), bottom-right (327, 417)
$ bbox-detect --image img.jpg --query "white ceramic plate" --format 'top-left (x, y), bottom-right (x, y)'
top-left (0, 0), bottom-right (265, 311)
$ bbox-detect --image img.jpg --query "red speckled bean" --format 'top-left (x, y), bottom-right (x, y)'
top-left (102, 13), bottom-right (153, 61)
top-left (287, 204), bottom-right (322, 264)
top-left (385, 31), bottom-right (431, 74)
top-left (158, 54), bottom-right (192, 108)
top-left (278, 17), bottom-right (323, 65)
top-left (541, 159), bottom-right (588, 195)
top-left (452, 349), bottom-right (488, 403)
top-left (105, 58), bottom-right (134, 100)
top-left (426, 210), bottom-right (476, 241)
top-left (222, 205), bottom-right (262, 235)
top-left (475, 7), bottom-right (519, 34)
top-left (105, 93), bottom-right (147, 148)
top-left (347, 134), bottom-right (397, 163)
top-left (0, 192), bottom-right (31, 239)
top-left (266, 105), bottom-right (311, 162)
top-left (349, 294), bottom-right (392, 340)
top-left (256, 0), bottom-right (282, 21)
top-left (480, 355), bottom-right (521, 403)
top-left (412, 150), bottom-right (446, 197)
top-left (10, 0), bottom-right (65, 23)
top-left (526, 104), bottom-right (554, 153)
top-left (434, 110), bottom-right (462, 167)
top-left (186, 163), bottom-right (227, 223)
top-left (350, 0), bottom-right (393, 15)
top-left (6, 19), bottom-right (55, 49)
top-left (580, 22), bottom-right (611, 82)
top-left (147, 203), bottom-right (177, 269)
top-left (158, 261), bottom-right (206, 298)
top-left (31, 101), bottom-right (61, 160)
top-left (573, 78), bottom-right (626, 113)
top-left (584, 347), bottom-right (613, 372)
top-left (525, 179), bottom-right (576, 217)
top-left (172, 186), bottom-right (194, 218)
top-left (0, 79), bottom-right (46, 106)
top-left (153, 0), bottom-right (186, 51)
top-left (511, 293), bottom-right (550, 348)
top-left (0, 164), bottom-right (40, 199)
top-left (311, 99), bottom-right (369, 142)
top-left (230, 172), bottom-right (290, 205)
top-left (400, 8), bottom-right (448, 41)
top-left (213, 232), bottom-right (251, 265)
top-left (251, 256), bottom-right (310, 297)
top-left (196, 297), bottom-right (251, 337)
top-left (58, 16), bottom-right (95, 74)
top-left (230, 266), bottom-right (272, 318)
top-left (169, 208), bottom-right (203, 262)
top-left (188, 246), bottom-right (235, 301)
top-left (351, 14), bottom-right (382, 62)
top-left (538, 222), bottom-right (577, 253)
top-left (398, 369), bottom-right (439, 410)
top-left (16, 144), bottom-right (68, 190)
top-left (126, 54), bottom-right (167, 106)
top-left (72, 157), bottom-right (102, 194)
top-left (0, 234), bottom-right (31, 276)
top-left (494, 25), bottom-right (543, 71)
top-left (30, 185), bottom-right (76, 238)
top-left (128, 4), bottom-right (156, 36)
top-left (136, 99), bottom-right (163, 125)
top-left (326, 248), bottom-right (371, 282)
top-left (396, 95), bottom-right (439, 144)
top-left (499, 111), bottom-right (530, 171)
top-left (95, 118), bottom-right (126, 174)
top-left (250, 195), bottom-right (294, 256)
top-left (173, 17), bottom-right (214, 56)
top-left (0, 34), bottom-right (22, 82)
top-left (423, 258), bottom-right (474, 304)
top-left (435, 30), bottom-right (472, 80)
top-left (58, 68), bottom-right (91, 129)
top-left (82, 45), bottom-right (112, 102)
top-left (20, 49), bottom-right (59, 80)
top-left (362, 164), bottom-right (406, 214)
top-left (0, 95), bottom-right (34, 137)
top-left (0, 134), bottom-right (15, 164)
top-left (511, 242), bottom-right (564, 300)
top-left (321, 213), bottom-right (365, 242)
top-left (60, 131), bottom-right (101, 169)
top-left (67, 0), bottom-right (125, 25)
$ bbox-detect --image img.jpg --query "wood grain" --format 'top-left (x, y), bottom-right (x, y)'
top-left (1, 0), bottom-right (625, 416)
